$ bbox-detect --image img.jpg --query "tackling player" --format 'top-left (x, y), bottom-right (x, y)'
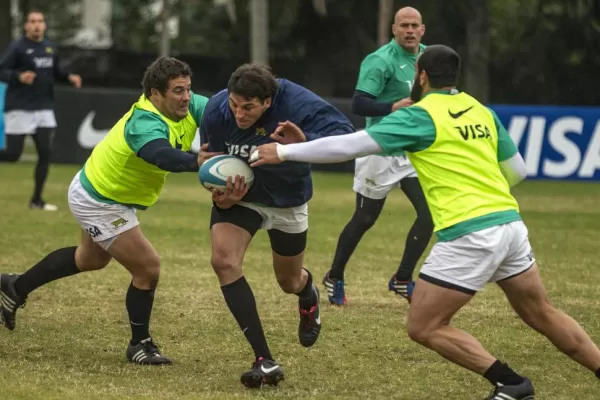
top-left (323, 6), bottom-right (433, 306)
top-left (0, 57), bottom-right (209, 366)
top-left (250, 45), bottom-right (600, 399)
top-left (199, 63), bottom-right (355, 388)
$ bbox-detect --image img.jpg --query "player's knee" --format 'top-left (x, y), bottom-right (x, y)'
top-left (147, 255), bottom-right (161, 283)
top-left (352, 208), bottom-right (378, 231)
top-left (132, 253), bottom-right (161, 288)
top-left (407, 321), bottom-right (430, 345)
top-left (145, 265), bottom-right (161, 289)
top-left (211, 253), bottom-right (242, 277)
top-left (406, 314), bottom-right (438, 345)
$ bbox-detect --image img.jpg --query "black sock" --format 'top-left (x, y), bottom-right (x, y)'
top-left (31, 160), bottom-right (49, 204)
top-left (295, 269), bottom-right (316, 309)
top-left (14, 246), bottom-right (80, 298)
top-left (484, 360), bottom-right (525, 386)
top-left (395, 216), bottom-right (433, 281)
top-left (31, 128), bottom-right (53, 204)
top-left (330, 195), bottom-right (384, 281)
top-left (221, 276), bottom-right (272, 361)
top-left (126, 282), bottom-right (155, 345)
top-left (329, 222), bottom-right (365, 281)
top-left (595, 368), bottom-right (600, 379)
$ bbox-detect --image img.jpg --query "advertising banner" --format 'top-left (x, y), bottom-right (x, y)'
top-left (51, 87), bottom-right (600, 180)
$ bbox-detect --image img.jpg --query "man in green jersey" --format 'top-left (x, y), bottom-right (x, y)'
top-left (0, 57), bottom-right (212, 365)
top-left (249, 45), bottom-right (600, 399)
top-left (323, 6), bottom-right (433, 306)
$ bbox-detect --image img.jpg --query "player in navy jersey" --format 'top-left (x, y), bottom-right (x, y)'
top-left (0, 9), bottom-right (82, 211)
top-left (199, 63), bottom-right (355, 388)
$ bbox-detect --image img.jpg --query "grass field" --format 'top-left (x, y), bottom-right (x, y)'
top-left (0, 162), bottom-right (599, 399)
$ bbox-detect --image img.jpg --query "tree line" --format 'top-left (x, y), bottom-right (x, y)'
top-left (4, 0), bottom-right (600, 105)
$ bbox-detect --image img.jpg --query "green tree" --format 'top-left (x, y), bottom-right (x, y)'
top-left (18, 0), bottom-right (81, 42)
top-left (111, 0), bottom-right (161, 52)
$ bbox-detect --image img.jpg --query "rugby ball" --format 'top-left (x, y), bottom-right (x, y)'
top-left (199, 155), bottom-right (254, 192)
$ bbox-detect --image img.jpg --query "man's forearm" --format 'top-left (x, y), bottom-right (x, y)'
top-left (138, 139), bottom-right (198, 172)
top-left (152, 147), bottom-right (198, 172)
top-left (351, 91), bottom-right (394, 117)
top-left (278, 130), bottom-right (382, 163)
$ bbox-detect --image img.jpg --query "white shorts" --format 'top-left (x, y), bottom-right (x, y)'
top-left (4, 110), bottom-right (57, 134)
top-left (238, 201), bottom-right (308, 234)
top-left (68, 172), bottom-right (139, 250)
top-left (420, 220), bottom-right (536, 293)
top-left (353, 155), bottom-right (418, 200)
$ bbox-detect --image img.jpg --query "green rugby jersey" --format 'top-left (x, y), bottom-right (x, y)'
top-left (356, 40), bottom-right (426, 128)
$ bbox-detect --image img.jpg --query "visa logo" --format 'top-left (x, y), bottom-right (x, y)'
top-left (226, 143), bottom-right (258, 159)
top-left (493, 106), bottom-right (600, 180)
top-left (33, 57), bottom-right (53, 68)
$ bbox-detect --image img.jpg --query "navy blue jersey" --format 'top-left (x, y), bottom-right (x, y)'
top-left (201, 79), bottom-right (355, 208)
top-left (0, 36), bottom-right (71, 111)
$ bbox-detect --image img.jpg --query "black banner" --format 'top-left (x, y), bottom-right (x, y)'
top-left (52, 86), bottom-right (361, 173)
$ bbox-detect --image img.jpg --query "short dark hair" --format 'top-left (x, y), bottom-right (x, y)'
top-left (142, 57), bottom-right (193, 98)
top-left (227, 64), bottom-right (279, 102)
top-left (417, 45), bottom-right (461, 88)
top-left (25, 9), bottom-right (45, 22)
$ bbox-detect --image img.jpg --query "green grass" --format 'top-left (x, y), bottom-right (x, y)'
top-left (0, 162), bottom-right (599, 399)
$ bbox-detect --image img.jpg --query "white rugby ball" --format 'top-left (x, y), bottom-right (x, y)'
top-left (199, 155), bottom-right (254, 192)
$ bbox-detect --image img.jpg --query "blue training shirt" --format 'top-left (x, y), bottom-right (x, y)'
top-left (201, 78), bottom-right (355, 208)
top-left (0, 36), bottom-right (71, 111)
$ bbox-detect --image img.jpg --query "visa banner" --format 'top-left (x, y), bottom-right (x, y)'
top-left (48, 86), bottom-right (600, 180)
top-left (491, 105), bottom-right (600, 180)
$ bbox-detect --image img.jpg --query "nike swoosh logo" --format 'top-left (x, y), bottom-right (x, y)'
top-left (315, 314), bottom-right (321, 325)
top-left (77, 111), bottom-right (111, 149)
top-left (448, 105), bottom-right (474, 119)
top-left (400, 64), bottom-right (407, 69)
top-left (260, 364), bottom-right (280, 374)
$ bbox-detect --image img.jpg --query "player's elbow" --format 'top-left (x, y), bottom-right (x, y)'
top-left (501, 153), bottom-right (527, 187)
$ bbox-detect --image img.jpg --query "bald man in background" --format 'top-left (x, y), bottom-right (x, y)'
top-left (322, 7), bottom-right (434, 306)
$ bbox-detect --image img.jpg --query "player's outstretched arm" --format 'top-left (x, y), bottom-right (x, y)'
top-left (250, 130), bottom-right (382, 167)
top-left (138, 139), bottom-right (200, 172)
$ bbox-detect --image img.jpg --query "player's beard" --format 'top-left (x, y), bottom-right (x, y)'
top-left (410, 78), bottom-right (423, 102)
